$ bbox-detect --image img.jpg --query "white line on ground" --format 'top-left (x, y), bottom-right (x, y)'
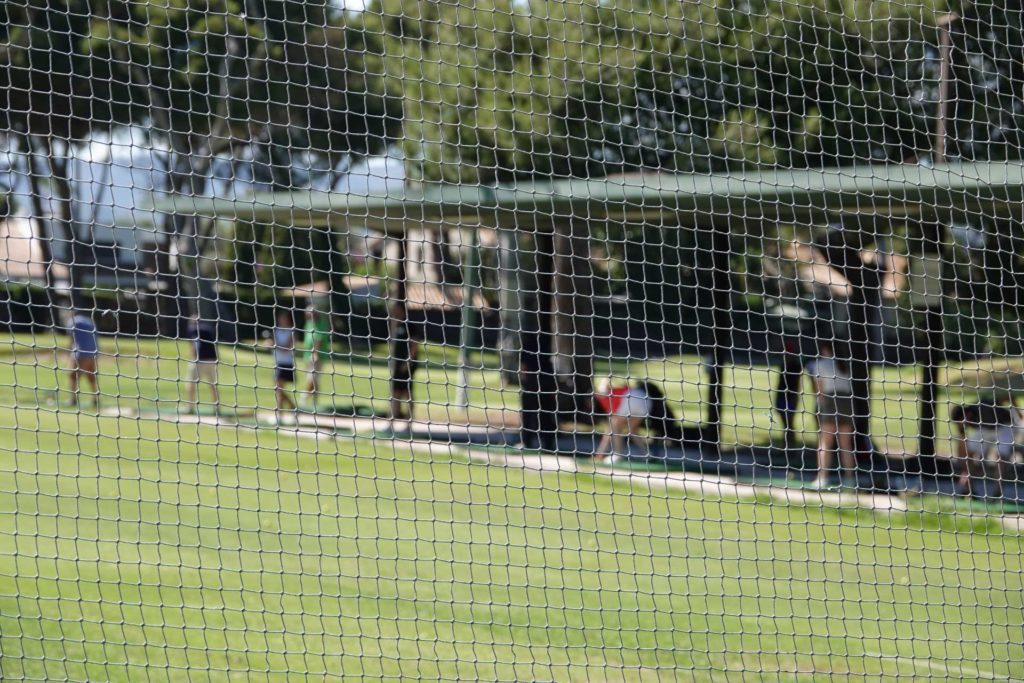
top-left (859, 648), bottom-right (1001, 680)
top-left (106, 406), bottom-right (1021, 531)
top-left (461, 443), bottom-right (907, 513)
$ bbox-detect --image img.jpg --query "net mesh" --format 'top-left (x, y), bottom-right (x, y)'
top-left (2, 0), bottom-right (1024, 679)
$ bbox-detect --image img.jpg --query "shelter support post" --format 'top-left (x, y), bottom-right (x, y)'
top-left (456, 226), bottom-right (482, 409)
top-left (917, 306), bottom-right (945, 460)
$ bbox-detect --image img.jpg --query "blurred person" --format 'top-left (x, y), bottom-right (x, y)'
top-left (774, 337), bottom-right (806, 447)
top-left (593, 378), bottom-right (685, 460)
top-left (185, 315), bottom-right (220, 413)
top-left (272, 309), bottom-right (298, 420)
top-left (302, 306), bottom-right (332, 409)
top-left (66, 309), bottom-right (100, 408)
top-left (951, 402), bottom-right (1016, 499)
top-left (807, 340), bottom-right (857, 489)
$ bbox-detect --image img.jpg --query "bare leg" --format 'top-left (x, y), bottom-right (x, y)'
top-left (276, 381), bottom-right (296, 417)
top-left (209, 376), bottom-right (221, 407)
top-left (305, 364), bottom-right (319, 407)
top-left (596, 415), bottom-right (630, 460)
top-left (627, 416), bottom-right (648, 454)
top-left (84, 371), bottom-right (99, 409)
top-left (960, 455), bottom-right (986, 498)
top-left (185, 362), bottom-right (199, 411)
top-left (279, 386), bottom-right (296, 411)
top-left (837, 420), bottom-right (857, 484)
top-left (815, 424), bottom-right (838, 486)
top-left (68, 361), bottom-right (80, 406)
top-left (77, 357), bottom-right (99, 408)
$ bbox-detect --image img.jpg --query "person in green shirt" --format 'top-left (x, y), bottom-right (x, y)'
top-left (302, 305), bottom-right (332, 408)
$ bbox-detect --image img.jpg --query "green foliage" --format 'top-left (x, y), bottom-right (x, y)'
top-left (951, 2), bottom-right (1024, 161)
top-left (0, 0), bottom-right (131, 139)
top-left (372, 0), bottom-right (1023, 181)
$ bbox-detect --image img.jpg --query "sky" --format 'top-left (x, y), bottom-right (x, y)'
top-left (2, 135), bottom-right (406, 251)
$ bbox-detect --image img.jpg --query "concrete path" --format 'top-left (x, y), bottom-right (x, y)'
top-left (101, 403), bottom-right (1024, 532)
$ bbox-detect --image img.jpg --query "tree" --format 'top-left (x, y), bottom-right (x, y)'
top-left (949, 2), bottom-right (1024, 162)
top-left (86, 0), bottom-right (399, 323)
top-left (84, 0), bottom-right (273, 320)
top-left (0, 0), bottom-right (136, 310)
top-left (244, 4), bottom-right (401, 319)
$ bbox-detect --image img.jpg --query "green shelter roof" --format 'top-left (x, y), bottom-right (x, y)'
top-left (149, 162), bottom-right (1024, 232)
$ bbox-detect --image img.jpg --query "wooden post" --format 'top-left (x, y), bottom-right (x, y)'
top-left (456, 226), bottom-right (481, 409)
top-left (934, 14), bottom-right (959, 164)
top-left (388, 236), bottom-right (408, 335)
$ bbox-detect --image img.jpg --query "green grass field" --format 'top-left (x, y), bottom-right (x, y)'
top-left (0, 335), bottom-right (1022, 680)
top-left (0, 332), bottom-right (962, 453)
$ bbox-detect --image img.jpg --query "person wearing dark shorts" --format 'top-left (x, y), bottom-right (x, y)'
top-left (68, 311), bottom-right (100, 408)
top-left (185, 316), bottom-right (221, 413)
top-left (273, 310), bottom-right (297, 419)
top-left (276, 364), bottom-right (296, 384)
top-left (388, 311), bottom-right (420, 425)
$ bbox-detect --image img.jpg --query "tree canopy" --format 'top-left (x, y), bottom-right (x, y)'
top-left (370, 0), bottom-right (1024, 182)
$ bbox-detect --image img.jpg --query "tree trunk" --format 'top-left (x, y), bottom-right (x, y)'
top-left (151, 153), bottom-right (194, 336)
top-left (388, 236), bottom-right (409, 370)
top-left (326, 231), bottom-right (351, 336)
top-left (19, 135), bottom-right (56, 323)
top-left (550, 216), bottom-right (594, 414)
top-left (847, 280), bottom-right (875, 469)
top-left (497, 227), bottom-right (531, 384)
top-left (417, 229), bottom-right (458, 289)
top-left (518, 227), bottom-right (559, 449)
top-left (326, 169), bottom-right (358, 336)
top-left (699, 225), bottom-right (732, 449)
top-left (173, 151), bottom-right (221, 321)
top-left (177, 213), bottom-right (220, 321)
top-left (46, 148), bottom-right (83, 309)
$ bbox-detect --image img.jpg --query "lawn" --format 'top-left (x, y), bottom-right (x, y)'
top-left (0, 334), bottom-right (1021, 680)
